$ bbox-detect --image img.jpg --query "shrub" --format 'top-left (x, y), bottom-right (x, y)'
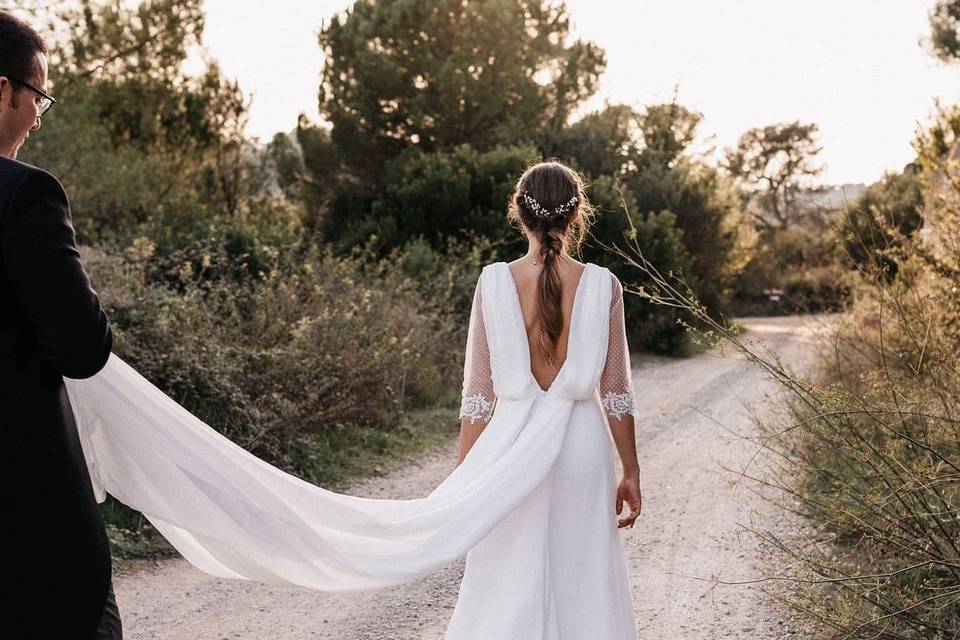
top-left (728, 223), bottom-right (847, 317)
top-left (605, 157), bottom-right (960, 635)
top-left (83, 244), bottom-right (462, 476)
top-left (782, 264), bottom-right (853, 313)
top-left (762, 257), bottom-right (960, 638)
top-left (581, 176), bottom-right (699, 354)
top-left (323, 144), bottom-right (538, 255)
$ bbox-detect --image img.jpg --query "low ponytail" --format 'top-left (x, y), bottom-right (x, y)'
top-left (536, 228), bottom-right (565, 364)
top-left (506, 161), bottom-right (595, 364)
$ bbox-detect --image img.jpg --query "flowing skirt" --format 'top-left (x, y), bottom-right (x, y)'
top-left (64, 355), bottom-right (637, 637)
top-left (445, 397), bottom-right (637, 639)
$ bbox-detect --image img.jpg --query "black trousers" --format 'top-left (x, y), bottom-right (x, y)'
top-left (93, 581), bottom-right (123, 640)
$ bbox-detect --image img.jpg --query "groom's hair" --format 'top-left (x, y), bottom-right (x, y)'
top-left (0, 12), bottom-right (48, 84)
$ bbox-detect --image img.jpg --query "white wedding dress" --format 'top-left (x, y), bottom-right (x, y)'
top-left (64, 260), bottom-right (640, 639)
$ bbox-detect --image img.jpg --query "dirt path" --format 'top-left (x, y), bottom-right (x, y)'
top-left (115, 315), bottom-right (823, 639)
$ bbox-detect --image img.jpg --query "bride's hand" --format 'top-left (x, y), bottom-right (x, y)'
top-left (616, 472), bottom-right (642, 529)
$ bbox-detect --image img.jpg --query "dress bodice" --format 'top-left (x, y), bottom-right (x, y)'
top-left (459, 261), bottom-right (638, 423)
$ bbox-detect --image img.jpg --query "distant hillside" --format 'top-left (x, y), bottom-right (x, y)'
top-left (744, 183), bottom-right (868, 226)
top-left (796, 183), bottom-right (867, 209)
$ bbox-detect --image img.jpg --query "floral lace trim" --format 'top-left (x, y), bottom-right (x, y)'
top-left (459, 392), bottom-right (494, 424)
top-left (601, 391), bottom-right (637, 420)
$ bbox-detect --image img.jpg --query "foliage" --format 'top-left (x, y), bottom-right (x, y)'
top-left (929, 0), bottom-right (960, 63)
top-left (634, 101), bottom-right (704, 173)
top-left (914, 102), bottom-right (960, 280)
top-left (538, 103), bottom-right (637, 178)
top-left (264, 131), bottom-right (306, 201)
top-left (52, 0), bottom-right (204, 83)
top-left (620, 209), bottom-right (697, 353)
top-left (540, 100), bottom-right (706, 179)
top-left (724, 121), bottom-right (824, 229)
top-left (20, 0), bottom-right (253, 244)
top-left (731, 227), bottom-right (851, 316)
top-left (324, 143), bottom-right (538, 253)
top-left (84, 243), bottom-right (462, 475)
top-left (316, 94), bottom-right (755, 354)
top-left (580, 177), bottom-right (696, 353)
top-left (839, 165), bottom-right (924, 275)
top-left (311, 0), bottom-right (753, 344)
top-left (317, 0), bottom-right (606, 180)
top-left (392, 234), bottom-right (500, 318)
top-left (607, 184), bottom-right (960, 636)
top-left (293, 117), bottom-right (340, 230)
top-left (545, 99), bottom-right (756, 332)
top-left (616, 90), bottom-right (960, 637)
top-left (47, 0), bottom-right (238, 155)
top-left (625, 152), bottom-right (753, 314)
top-left (780, 264), bottom-right (852, 313)
top-left (764, 256), bottom-right (960, 638)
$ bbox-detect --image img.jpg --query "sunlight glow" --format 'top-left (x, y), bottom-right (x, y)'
top-left (191, 0), bottom-right (959, 185)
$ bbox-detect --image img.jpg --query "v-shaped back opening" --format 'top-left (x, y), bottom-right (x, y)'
top-left (502, 261), bottom-right (591, 393)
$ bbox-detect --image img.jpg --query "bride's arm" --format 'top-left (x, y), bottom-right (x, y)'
top-left (607, 417), bottom-right (639, 476)
top-left (598, 274), bottom-right (642, 527)
top-left (458, 418), bottom-right (486, 466)
top-left (456, 275), bottom-right (496, 466)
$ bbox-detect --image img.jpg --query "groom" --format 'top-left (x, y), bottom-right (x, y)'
top-left (0, 12), bottom-right (122, 639)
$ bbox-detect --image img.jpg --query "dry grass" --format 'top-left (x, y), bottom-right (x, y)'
top-left (602, 167), bottom-right (960, 637)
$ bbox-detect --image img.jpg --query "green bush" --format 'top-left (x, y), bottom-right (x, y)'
top-left (323, 143), bottom-right (538, 255)
top-left (782, 264), bottom-right (853, 313)
top-left (624, 231), bottom-right (960, 637)
top-left (393, 235), bottom-right (498, 318)
top-left (840, 165), bottom-right (923, 275)
top-left (581, 177), bottom-right (699, 354)
top-left (728, 224), bottom-right (845, 316)
top-left (604, 104), bottom-right (960, 631)
top-left (84, 243), bottom-right (462, 476)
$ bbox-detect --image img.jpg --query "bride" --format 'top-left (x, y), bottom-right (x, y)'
top-left (66, 160), bottom-right (643, 638)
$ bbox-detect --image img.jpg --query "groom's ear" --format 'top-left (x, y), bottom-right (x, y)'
top-left (0, 76), bottom-right (25, 111)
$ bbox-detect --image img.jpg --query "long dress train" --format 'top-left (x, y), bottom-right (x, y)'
top-left (64, 261), bottom-right (640, 638)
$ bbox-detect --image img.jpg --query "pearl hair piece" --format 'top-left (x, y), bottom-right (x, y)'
top-left (521, 190), bottom-right (578, 218)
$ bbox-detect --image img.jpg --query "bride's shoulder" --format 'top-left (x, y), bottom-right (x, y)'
top-left (476, 261), bottom-right (508, 286)
top-left (479, 261), bottom-right (507, 275)
top-left (585, 263), bottom-right (621, 293)
top-left (583, 261), bottom-right (614, 279)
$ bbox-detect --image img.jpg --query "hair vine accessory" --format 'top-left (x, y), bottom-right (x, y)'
top-left (520, 190), bottom-right (578, 218)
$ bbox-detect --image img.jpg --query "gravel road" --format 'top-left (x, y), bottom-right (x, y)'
top-left (114, 314), bottom-right (823, 639)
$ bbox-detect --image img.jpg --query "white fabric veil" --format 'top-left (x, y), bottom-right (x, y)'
top-left (63, 262), bottom-right (612, 592)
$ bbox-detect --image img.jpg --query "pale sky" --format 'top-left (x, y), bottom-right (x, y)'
top-left (189, 0), bottom-right (959, 185)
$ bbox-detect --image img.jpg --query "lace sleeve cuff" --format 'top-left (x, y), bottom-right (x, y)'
top-left (601, 390), bottom-right (637, 420)
top-left (459, 392), bottom-right (495, 424)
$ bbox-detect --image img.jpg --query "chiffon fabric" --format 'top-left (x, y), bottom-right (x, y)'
top-left (64, 261), bottom-right (639, 638)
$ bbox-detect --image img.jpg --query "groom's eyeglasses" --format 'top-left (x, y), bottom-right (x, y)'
top-left (8, 77), bottom-right (56, 117)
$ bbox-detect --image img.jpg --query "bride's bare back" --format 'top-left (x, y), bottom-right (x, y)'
top-left (507, 257), bottom-right (587, 392)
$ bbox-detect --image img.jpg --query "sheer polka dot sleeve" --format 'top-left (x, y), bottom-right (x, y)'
top-left (459, 275), bottom-right (496, 425)
top-left (598, 273), bottom-right (637, 421)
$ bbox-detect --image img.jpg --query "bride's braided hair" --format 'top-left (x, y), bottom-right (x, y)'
top-left (507, 160), bottom-right (595, 365)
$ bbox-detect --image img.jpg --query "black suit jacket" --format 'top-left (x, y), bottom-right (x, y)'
top-left (0, 156), bottom-right (114, 639)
